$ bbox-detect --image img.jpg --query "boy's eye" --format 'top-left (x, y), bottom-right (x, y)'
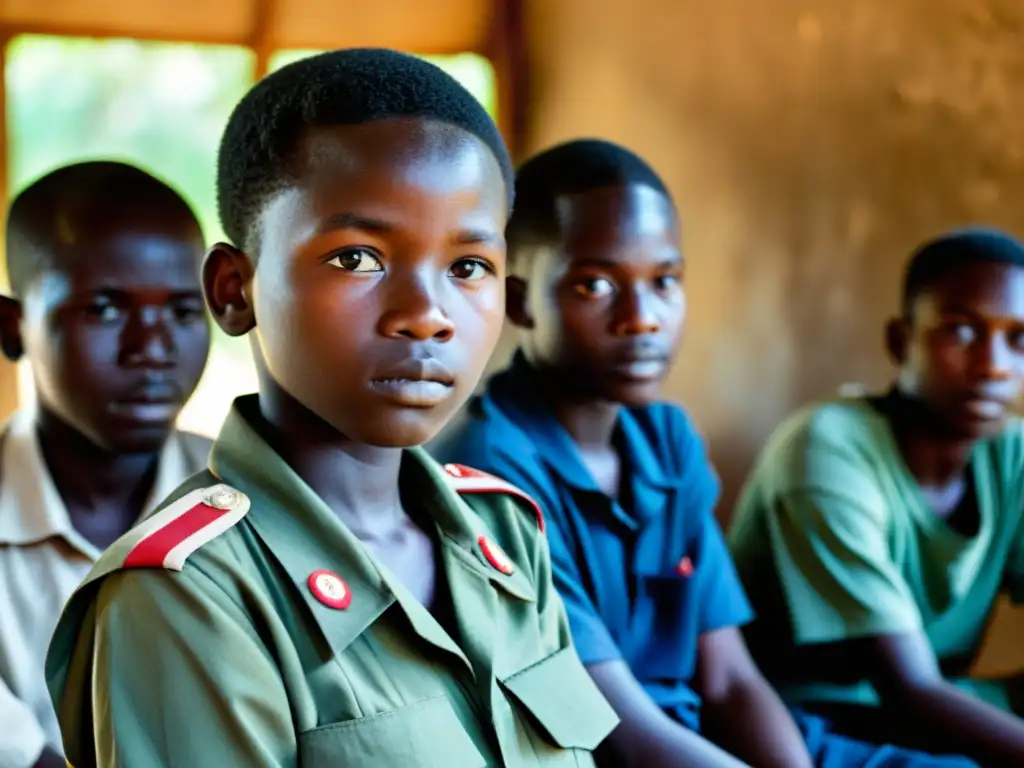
top-left (449, 258), bottom-right (492, 281)
top-left (654, 274), bottom-right (681, 292)
top-left (84, 303), bottom-right (122, 323)
top-left (1008, 328), bottom-right (1024, 351)
top-left (573, 277), bottom-right (614, 298)
top-left (173, 302), bottom-right (207, 323)
top-left (327, 249), bottom-right (383, 273)
top-left (946, 322), bottom-right (977, 345)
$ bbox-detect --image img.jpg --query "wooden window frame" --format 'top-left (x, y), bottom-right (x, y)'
top-left (0, 0), bottom-right (527, 219)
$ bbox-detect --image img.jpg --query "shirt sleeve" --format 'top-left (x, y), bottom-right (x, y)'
top-left (695, 512), bottom-right (755, 635)
top-left (0, 679), bottom-right (47, 768)
top-left (767, 442), bottom-right (923, 645)
top-left (666, 407), bottom-right (754, 635)
top-left (471, 456), bottom-right (623, 667)
top-left (1004, 519), bottom-right (1024, 604)
top-left (50, 567), bottom-right (297, 768)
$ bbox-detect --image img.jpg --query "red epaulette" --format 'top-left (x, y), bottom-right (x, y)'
top-left (443, 463), bottom-right (545, 532)
top-left (119, 484), bottom-right (251, 571)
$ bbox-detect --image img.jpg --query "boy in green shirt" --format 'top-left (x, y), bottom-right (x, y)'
top-left (44, 49), bottom-right (617, 767)
top-left (730, 228), bottom-right (1024, 765)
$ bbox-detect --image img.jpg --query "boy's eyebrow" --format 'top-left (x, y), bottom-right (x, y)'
top-left (320, 212), bottom-right (501, 246)
top-left (936, 305), bottom-right (1024, 327)
top-left (320, 212), bottom-right (393, 234)
top-left (937, 304), bottom-right (993, 320)
top-left (453, 229), bottom-right (503, 246)
top-left (77, 287), bottom-right (204, 300)
top-left (566, 256), bottom-right (685, 270)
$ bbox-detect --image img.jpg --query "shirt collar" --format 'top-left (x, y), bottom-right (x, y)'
top-left (209, 395), bottom-right (535, 664)
top-left (488, 352), bottom-right (679, 492)
top-left (616, 406), bottom-right (676, 491)
top-left (486, 352), bottom-right (601, 493)
top-left (485, 353), bottom-right (684, 528)
top-left (0, 407), bottom-right (196, 557)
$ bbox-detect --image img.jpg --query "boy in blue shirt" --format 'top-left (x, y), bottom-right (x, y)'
top-left (433, 139), bottom-right (975, 767)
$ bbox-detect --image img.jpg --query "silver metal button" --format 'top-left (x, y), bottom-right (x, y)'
top-left (203, 486), bottom-right (239, 510)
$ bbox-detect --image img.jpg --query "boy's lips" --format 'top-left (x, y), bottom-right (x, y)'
top-left (108, 400), bottom-right (181, 423)
top-left (368, 357), bottom-right (456, 408)
top-left (108, 380), bottom-right (184, 423)
top-left (612, 358), bottom-right (669, 381)
top-left (610, 348), bottom-right (671, 381)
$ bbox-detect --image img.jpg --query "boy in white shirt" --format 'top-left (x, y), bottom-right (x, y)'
top-left (0, 161), bottom-right (212, 768)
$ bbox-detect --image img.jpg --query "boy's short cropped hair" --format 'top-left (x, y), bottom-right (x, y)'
top-left (902, 227), bottom-right (1024, 315)
top-left (6, 161), bottom-right (197, 297)
top-left (507, 138), bottom-right (671, 258)
top-left (216, 47), bottom-right (514, 252)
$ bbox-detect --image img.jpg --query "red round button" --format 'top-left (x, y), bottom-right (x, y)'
top-left (308, 569), bottom-right (352, 610)
top-left (478, 535), bottom-right (515, 575)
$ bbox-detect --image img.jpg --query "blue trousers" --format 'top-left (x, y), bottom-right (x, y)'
top-left (795, 711), bottom-right (979, 768)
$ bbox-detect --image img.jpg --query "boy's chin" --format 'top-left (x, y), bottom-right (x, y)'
top-left (92, 424), bottom-right (177, 455)
top-left (598, 376), bottom-right (664, 407)
top-left (350, 409), bottom-right (453, 449)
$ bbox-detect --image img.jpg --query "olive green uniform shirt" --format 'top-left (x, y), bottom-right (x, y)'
top-left (728, 397), bottom-right (1024, 712)
top-left (46, 396), bottom-right (618, 767)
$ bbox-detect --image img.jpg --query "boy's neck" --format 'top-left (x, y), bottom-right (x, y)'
top-left (35, 407), bottom-right (163, 526)
top-left (551, 397), bottom-right (621, 451)
top-left (883, 389), bottom-right (976, 486)
top-left (529, 364), bottom-right (622, 449)
top-left (256, 383), bottom-right (406, 536)
top-left (543, 387), bottom-right (623, 498)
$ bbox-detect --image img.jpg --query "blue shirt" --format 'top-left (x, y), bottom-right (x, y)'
top-left (432, 354), bottom-right (753, 731)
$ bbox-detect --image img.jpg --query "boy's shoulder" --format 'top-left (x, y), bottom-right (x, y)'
top-left (441, 461), bottom-right (545, 534)
top-left (177, 430), bottom-right (214, 469)
top-left (71, 472), bottom-right (252, 595)
top-left (626, 400), bottom-right (704, 446)
top-left (762, 397), bottom-right (885, 461)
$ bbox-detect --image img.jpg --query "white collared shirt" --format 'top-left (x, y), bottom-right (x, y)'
top-left (0, 409), bottom-right (209, 767)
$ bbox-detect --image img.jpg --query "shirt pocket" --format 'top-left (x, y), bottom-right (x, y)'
top-left (630, 570), bottom-right (701, 682)
top-left (297, 695), bottom-right (485, 767)
top-left (500, 645), bottom-right (619, 761)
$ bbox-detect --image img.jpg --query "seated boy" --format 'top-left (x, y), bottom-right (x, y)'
top-left (0, 161), bottom-right (212, 768)
top-left (45, 50), bottom-right (618, 767)
top-left (729, 228), bottom-right (1024, 765)
top-left (433, 139), bottom-right (976, 767)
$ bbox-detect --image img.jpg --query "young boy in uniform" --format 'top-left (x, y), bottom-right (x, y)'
top-left (0, 161), bottom-right (212, 768)
top-left (433, 139), bottom-right (976, 767)
top-left (729, 228), bottom-right (1024, 765)
top-left (45, 50), bottom-right (618, 767)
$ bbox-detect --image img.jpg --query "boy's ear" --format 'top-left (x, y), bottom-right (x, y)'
top-left (202, 243), bottom-right (256, 337)
top-left (0, 295), bottom-right (24, 362)
top-left (884, 316), bottom-right (910, 366)
top-left (505, 276), bottom-right (535, 330)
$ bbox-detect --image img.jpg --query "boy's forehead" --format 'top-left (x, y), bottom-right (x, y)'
top-left (553, 184), bottom-right (678, 260)
top-left (557, 185), bottom-right (675, 241)
top-left (297, 120), bottom-right (505, 185)
top-left (263, 120), bottom-right (508, 234)
top-left (917, 260), bottom-right (1024, 317)
top-left (37, 229), bottom-right (203, 294)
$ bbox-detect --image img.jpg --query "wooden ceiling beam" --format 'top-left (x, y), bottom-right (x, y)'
top-left (483, 0), bottom-right (528, 160)
top-left (249, 0), bottom-right (277, 79)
